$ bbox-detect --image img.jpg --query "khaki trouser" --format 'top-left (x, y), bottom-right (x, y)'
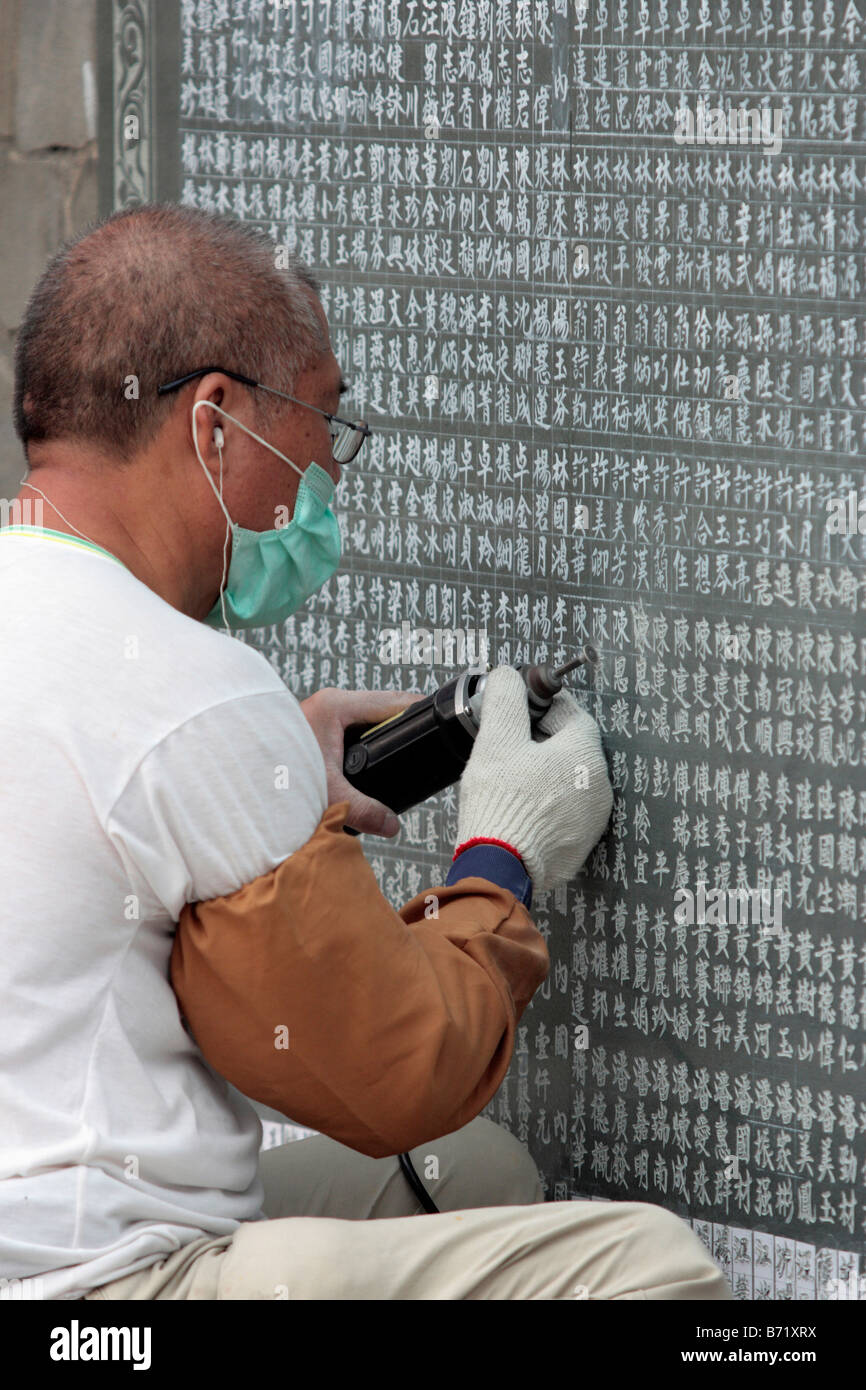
top-left (82, 1117), bottom-right (733, 1301)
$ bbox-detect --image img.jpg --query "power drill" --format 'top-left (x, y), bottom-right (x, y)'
top-left (341, 646), bottom-right (599, 832)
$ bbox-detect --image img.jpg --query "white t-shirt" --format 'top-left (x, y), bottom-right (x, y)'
top-left (0, 526), bottom-right (328, 1300)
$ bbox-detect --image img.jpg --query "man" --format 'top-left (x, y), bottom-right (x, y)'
top-left (0, 204), bottom-right (731, 1301)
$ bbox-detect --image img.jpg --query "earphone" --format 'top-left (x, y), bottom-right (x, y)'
top-left (213, 426), bottom-right (225, 449)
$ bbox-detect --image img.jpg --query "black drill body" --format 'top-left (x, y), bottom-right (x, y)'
top-left (342, 648), bottom-right (597, 826)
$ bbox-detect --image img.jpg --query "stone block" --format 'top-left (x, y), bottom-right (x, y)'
top-left (0, 0), bottom-right (20, 139)
top-left (71, 150), bottom-right (99, 231)
top-left (0, 148), bottom-right (68, 331)
top-left (15, 0), bottom-right (96, 152)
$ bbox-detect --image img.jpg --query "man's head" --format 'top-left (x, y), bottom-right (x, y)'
top-left (12, 203), bottom-right (348, 617)
top-left (15, 202), bottom-right (333, 459)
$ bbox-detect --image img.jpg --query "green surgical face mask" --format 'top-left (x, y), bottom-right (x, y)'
top-left (192, 400), bottom-right (342, 631)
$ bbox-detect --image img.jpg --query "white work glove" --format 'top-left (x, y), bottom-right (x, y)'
top-left (455, 665), bottom-right (614, 891)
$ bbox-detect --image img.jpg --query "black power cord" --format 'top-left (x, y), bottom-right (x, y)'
top-left (398, 1150), bottom-right (440, 1213)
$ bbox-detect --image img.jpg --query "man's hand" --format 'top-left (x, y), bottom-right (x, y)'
top-left (300, 686), bottom-right (426, 836)
top-left (455, 667), bottom-right (614, 889)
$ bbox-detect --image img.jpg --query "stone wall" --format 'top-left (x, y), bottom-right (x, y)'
top-left (0, 0), bottom-right (99, 495)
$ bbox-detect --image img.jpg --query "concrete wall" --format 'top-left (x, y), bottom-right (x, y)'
top-left (0, 0), bottom-right (99, 495)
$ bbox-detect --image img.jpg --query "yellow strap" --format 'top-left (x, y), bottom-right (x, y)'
top-left (0, 526), bottom-right (125, 567)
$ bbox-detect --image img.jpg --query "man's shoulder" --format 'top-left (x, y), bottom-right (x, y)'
top-left (84, 585), bottom-right (319, 835)
top-left (109, 573), bottom-right (295, 733)
top-left (76, 550), bottom-right (288, 709)
top-left (0, 537), bottom-right (325, 878)
top-left (151, 600), bottom-right (287, 700)
top-left (0, 533), bottom-right (297, 750)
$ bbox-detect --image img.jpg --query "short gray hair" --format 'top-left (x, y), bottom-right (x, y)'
top-left (14, 203), bottom-right (328, 461)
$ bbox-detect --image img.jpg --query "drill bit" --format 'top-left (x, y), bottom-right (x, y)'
top-left (521, 644), bottom-right (600, 718)
top-left (550, 643), bottom-right (599, 679)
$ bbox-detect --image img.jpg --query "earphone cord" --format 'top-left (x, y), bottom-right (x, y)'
top-left (398, 1150), bottom-right (440, 1214)
top-left (19, 478), bottom-right (102, 550)
top-left (215, 438), bottom-right (231, 630)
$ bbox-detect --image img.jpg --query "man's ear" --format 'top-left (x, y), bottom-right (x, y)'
top-left (188, 373), bottom-right (232, 465)
top-left (189, 389), bottom-right (228, 475)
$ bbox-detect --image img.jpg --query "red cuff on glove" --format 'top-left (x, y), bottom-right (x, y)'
top-left (453, 835), bottom-right (527, 867)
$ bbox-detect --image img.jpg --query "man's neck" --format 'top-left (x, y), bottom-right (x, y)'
top-left (15, 446), bottom-right (219, 620)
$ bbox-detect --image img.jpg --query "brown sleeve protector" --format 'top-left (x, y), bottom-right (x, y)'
top-left (169, 800), bottom-right (549, 1157)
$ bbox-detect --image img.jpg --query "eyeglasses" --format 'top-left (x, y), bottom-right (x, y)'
top-left (157, 366), bottom-right (372, 463)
